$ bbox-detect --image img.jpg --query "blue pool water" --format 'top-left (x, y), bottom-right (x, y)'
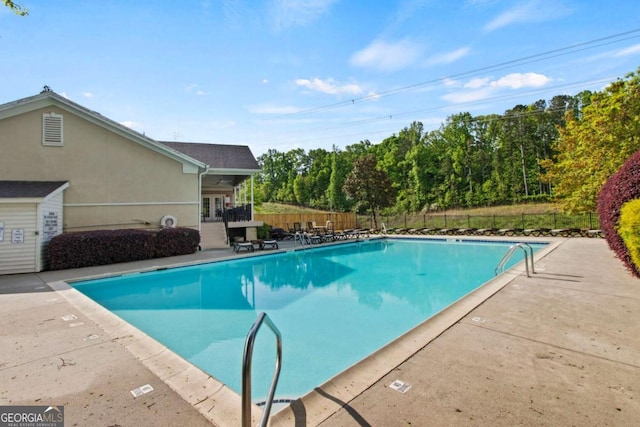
top-left (72, 238), bottom-right (542, 400)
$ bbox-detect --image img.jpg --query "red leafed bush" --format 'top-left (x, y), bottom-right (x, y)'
top-left (48, 227), bottom-right (200, 270)
top-left (48, 229), bottom-right (155, 270)
top-left (597, 149), bottom-right (640, 277)
top-left (154, 227), bottom-right (200, 258)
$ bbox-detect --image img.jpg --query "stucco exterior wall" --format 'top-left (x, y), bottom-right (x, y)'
top-left (0, 106), bottom-right (200, 230)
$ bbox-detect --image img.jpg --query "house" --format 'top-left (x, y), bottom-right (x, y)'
top-left (0, 88), bottom-right (261, 274)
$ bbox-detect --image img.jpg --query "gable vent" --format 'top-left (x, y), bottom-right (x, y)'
top-left (43, 112), bottom-right (64, 146)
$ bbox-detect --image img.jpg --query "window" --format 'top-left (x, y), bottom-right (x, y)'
top-left (42, 112), bottom-right (63, 146)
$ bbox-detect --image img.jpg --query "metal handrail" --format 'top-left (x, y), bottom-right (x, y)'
top-left (495, 242), bottom-right (534, 277)
top-left (242, 312), bottom-right (282, 427)
top-left (294, 231), bottom-right (312, 246)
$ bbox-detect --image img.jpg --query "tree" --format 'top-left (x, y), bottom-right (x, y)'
top-left (343, 154), bottom-right (396, 229)
top-left (542, 69), bottom-right (640, 213)
top-left (4, 0), bottom-right (28, 15)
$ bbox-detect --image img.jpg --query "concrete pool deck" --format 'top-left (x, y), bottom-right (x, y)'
top-left (1, 237), bottom-right (639, 426)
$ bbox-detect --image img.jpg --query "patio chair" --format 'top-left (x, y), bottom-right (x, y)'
top-left (234, 241), bottom-right (254, 253)
top-left (261, 239), bottom-right (279, 250)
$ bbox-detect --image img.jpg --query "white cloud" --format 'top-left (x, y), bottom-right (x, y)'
top-left (425, 47), bottom-right (471, 66)
top-left (366, 91), bottom-right (381, 101)
top-left (442, 72), bottom-right (551, 104)
top-left (248, 104), bottom-right (301, 114)
top-left (121, 120), bottom-right (143, 131)
top-left (83, 92), bottom-right (93, 98)
top-left (614, 44), bottom-right (640, 57)
top-left (464, 78), bottom-right (490, 89)
top-left (350, 39), bottom-right (424, 72)
top-left (490, 72), bottom-right (551, 89)
top-left (270, 0), bottom-right (338, 31)
top-left (295, 77), bottom-right (363, 96)
top-left (442, 78), bottom-right (459, 87)
top-left (186, 83), bottom-right (206, 95)
top-left (442, 88), bottom-right (494, 104)
top-left (484, 0), bottom-right (572, 32)
top-left (262, 79), bottom-right (269, 84)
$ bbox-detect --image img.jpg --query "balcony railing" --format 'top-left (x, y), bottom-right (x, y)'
top-left (202, 204), bottom-right (253, 223)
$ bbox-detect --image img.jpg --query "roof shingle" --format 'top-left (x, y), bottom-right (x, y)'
top-left (159, 142), bottom-right (260, 170)
top-left (0, 181), bottom-right (69, 198)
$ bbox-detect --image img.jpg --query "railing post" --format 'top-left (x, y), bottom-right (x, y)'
top-left (242, 312), bottom-right (282, 427)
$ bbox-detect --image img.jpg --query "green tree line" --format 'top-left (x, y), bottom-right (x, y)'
top-left (255, 68), bottom-right (640, 216)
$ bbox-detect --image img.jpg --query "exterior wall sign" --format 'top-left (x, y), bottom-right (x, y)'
top-left (43, 211), bottom-right (59, 241)
top-left (11, 229), bottom-right (24, 244)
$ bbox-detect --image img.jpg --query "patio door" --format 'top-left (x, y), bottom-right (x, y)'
top-left (202, 196), bottom-right (212, 221)
top-left (214, 196), bottom-right (224, 220)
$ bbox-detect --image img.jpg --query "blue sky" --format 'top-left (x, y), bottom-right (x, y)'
top-left (2, 1), bottom-right (640, 157)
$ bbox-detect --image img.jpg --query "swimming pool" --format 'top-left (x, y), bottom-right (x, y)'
top-left (72, 238), bottom-right (543, 402)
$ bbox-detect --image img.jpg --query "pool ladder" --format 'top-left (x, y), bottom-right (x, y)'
top-left (242, 312), bottom-right (282, 427)
top-left (495, 242), bottom-right (535, 277)
top-left (294, 231), bottom-right (311, 246)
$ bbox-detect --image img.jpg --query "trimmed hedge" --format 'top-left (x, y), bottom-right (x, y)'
top-left (597, 149), bottom-right (640, 277)
top-left (48, 227), bottom-right (200, 270)
top-left (154, 227), bottom-right (200, 258)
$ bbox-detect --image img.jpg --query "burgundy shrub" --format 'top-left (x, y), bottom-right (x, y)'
top-left (153, 227), bottom-right (200, 258)
top-left (597, 149), bottom-right (640, 277)
top-left (48, 229), bottom-right (155, 270)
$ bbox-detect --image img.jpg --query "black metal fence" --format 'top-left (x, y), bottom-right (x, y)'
top-left (358, 212), bottom-right (600, 231)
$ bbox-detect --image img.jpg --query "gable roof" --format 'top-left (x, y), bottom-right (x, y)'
top-left (0, 90), bottom-right (206, 171)
top-left (0, 90), bottom-right (262, 176)
top-left (159, 141), bottom-right (260, 171)
top-left (0, 181), bottom-right (69, 200)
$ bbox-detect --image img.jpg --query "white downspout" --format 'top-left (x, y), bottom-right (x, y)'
top-left (198, 168), bottom-right (208, 233)
top-left (35, 202), bottom-right (43, 272)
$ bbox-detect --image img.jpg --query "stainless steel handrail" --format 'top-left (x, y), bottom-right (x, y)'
top-left (294, 231), bottom-right (311, 246)
top-left (495, 242), bottom-right (534, 277)
top-left (242, 312), bottom-right (283, 427)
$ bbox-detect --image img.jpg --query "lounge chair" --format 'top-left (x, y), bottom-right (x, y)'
top-left (475, 228), bottom-right (498, 236)
top-left (585, 229), bottom-right (603, 238)
top-left (308, 233), bottom-right (323, 244)
top-left (420, 228), bottom-right (440, 235)
top-left (439, 228), bottom-right (459, 235)
top-left (269, 227), bottom-right (288, 240)
top-left (234, 241), bottom-right (254, 253)
top-left (261, 239), bottom-right (279, 250)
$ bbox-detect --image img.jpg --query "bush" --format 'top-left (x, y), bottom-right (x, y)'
top-left (48, 227), bottom-right (201, 270)
top-left (257, 223), bottom-right (271, 239)
top-left (48, 229), bottom-right (155, 270)
top-left (597, 149), bottom-right (640, 277)
top-left (154, 227), bottom-right (200, 257)
top-left (619, 199), bottom-right (640, 273)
